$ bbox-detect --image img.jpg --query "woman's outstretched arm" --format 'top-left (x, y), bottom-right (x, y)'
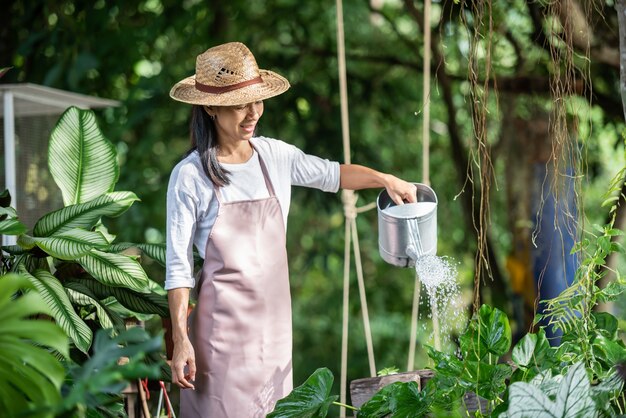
top-left (340, 164), bottom-right (417, 205)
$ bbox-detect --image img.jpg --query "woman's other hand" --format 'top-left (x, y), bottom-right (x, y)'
top-left (171, 337), bottom-right (196, 389)
top-left (168, 287), bottom-right (196, 389)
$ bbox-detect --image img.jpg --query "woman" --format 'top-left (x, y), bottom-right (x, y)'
top-left (166, 42), bottom-right (416, 417)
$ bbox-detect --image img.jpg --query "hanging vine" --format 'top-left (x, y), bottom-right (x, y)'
top-left (460, 0), bottom-right (498, 312)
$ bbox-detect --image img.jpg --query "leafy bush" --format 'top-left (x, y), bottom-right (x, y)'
top-left (0, 106), bottom-right (169, 355)
top-left (268, 160), bottom-right (626, 418)
top-left (0, 274), bottom-right (68, 418)
top-left (0, 106), bottom-right (171, 417)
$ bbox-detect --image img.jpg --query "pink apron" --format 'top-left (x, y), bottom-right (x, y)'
top-left (181, 151), bottom-right (293, 417)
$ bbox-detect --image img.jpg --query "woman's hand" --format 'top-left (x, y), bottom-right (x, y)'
top-left (171, 337), bottom-right (196, 389)
top-left (339, 164), bottom-right (416, 205)
top-left (168, 287), bottom-right (196, 389)
top-left (383, 175), bottom-right (417, 205)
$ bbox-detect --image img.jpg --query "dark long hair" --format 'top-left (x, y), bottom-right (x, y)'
top-left (188, 105), bottom-right (230, 187)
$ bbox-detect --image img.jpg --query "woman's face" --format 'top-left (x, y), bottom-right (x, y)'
top-left (209, 101), bottom-right (264, 144)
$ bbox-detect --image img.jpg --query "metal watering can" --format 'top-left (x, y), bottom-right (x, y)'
top-left (377, 183), bottom-right (438, 268)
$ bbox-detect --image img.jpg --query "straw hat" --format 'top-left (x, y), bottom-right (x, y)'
top-left (169, 42), bottom-right (290, 106)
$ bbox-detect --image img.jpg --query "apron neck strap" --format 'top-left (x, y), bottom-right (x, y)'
top-left (213, 142), bottom-right (276, 202)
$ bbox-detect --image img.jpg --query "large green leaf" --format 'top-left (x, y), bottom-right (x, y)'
top-left (60, 327), bottom-right (162, 415)
top-left (49, 107), bottom-right (119, 206)
top-left (33, 192), bottom-right (139, 237)
top-left (461, 361), bottom-right (511, 401)
top-left (33, 229), bottom-right (109, 260)
top-left (460, 304), bottom-right (511, 361)
top-left (0, 274), bottom-right (69, 417)
top-left (0, 206), bottom-right (26, 236)
top-left (389, 381), bottom-right (431, 418)
top-left (511, 328), bottom-right (553, 369)
top-left (358, 382), bottom-right (403, 418)
top-left (109, 242), bottom-right (166, 267)
top-left (78, 249), bottom-right (152, 293)
top-left (267, 367), bottom-right (338, 418)
top-left (0, 218), bottom-right (27, 235)
top-left (20, 268), bottom-right (93, 353)
top-left (66, 286), bottom-right (124, 332)
top-left (505, 362), bottom-right (596, 418)
top-left (65, 278), bottom-right (169, 317)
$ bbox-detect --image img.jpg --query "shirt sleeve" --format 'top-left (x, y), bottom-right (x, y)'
top-left (288, 144), bottom-right (341, 192)
top-left (165, 165), bottom-right (198, 290)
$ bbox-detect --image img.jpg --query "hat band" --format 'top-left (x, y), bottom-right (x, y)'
top-left (195, 76), bottom-right (264, 94)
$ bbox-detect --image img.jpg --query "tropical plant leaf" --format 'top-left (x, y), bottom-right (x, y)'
top-left (462, 361), bottom-right (511, 401)
top-left (1, 245), bottom-right (28, 255)
top-left (426, 346), bottom-right (464, 379)
top-left (592, 311), bottom-right (619, 339)
top-left (33, 191), bottom-right (139, 237)
top-left (358, 382), bottom-right (403, 417)
top-left (267, 367), bottom-right (338, 418)
top-left (66, 287), bottom-right (123, 332)
top-left (596, 280), bottom-right (626, 303)
top-left (512, 328), bottom-right (553, 369)
top-left (65, 278), bottom-right (169, 317)
top-left (592, 335), bottom-right (626, 369)
top-left (505, 362), bottom-right (596, 418)
top-left (20, 268), bottom-right (93, 353)
top-left (0, 217), bottom-right (27, 235)
top-left (461, 304), bottom-right (511, 361)
top-left (109, 242), bottom-right (166, 267)
top-left (49, 107), bottom-right (119, 206)
top-left (32, 229), bottom-right (109, 260)
top-left (389, 381), bottom-right (431, 418)
top-left (78, 249), bottom-right (152, 293)
top-left (0, 273), bottom-right (69, 417)
top-left (590, 370), bottom-right (624, 415)
top-left (60, 328), bottom-right (162, 415)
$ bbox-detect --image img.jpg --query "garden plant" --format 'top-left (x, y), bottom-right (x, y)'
top-left (268, 167), bottom-right (626, 417)
top-left (0, 106), bottom-right (170, 417)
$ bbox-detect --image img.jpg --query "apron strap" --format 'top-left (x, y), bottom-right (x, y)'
top-left (213, 141), bottom-right (277, 203)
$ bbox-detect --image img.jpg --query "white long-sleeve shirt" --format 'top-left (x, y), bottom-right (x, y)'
top-left (165, 136), bottom-right (340, 290)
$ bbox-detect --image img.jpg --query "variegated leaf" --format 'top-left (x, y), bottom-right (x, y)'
top-left (78, 249), bottom-right (152, 293)
top-left (34, 229), bottom-right (109, 260)
top-left (33, 191), bottom-right (138, 237)
top-left (49, 107), bottom-right (119, 206)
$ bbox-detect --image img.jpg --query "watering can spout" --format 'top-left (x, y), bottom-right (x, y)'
top-left (406, 244), bottom-right (420, 262)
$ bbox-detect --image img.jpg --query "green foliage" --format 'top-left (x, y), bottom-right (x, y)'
top-left (32, 192), bottom-right (139, 237)
top-left (1, 106), bottom-right (168, 356)
top-left (0, 273), bottom-right (69, 418)
top-left (56, 327), bottom-right (162, 417)
top-left (49, 107), bottom-right (119, 206)
top-left (20, 267), bottom-right (93, 354)
top-left (267, 368), bottom-right (340, 418)
top-left (502, 363), bottom-right (598, 418)
top-left (270, 299), bottom-right (624, 417)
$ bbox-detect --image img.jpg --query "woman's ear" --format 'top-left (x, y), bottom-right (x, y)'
top-left (203, 105), bottom-right (216, 118)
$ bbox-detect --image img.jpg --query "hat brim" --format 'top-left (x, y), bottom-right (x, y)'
top-left (169, 69), bottom-right (290, 106)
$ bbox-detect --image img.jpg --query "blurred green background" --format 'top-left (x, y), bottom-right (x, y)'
top-left (3, 0), bottom-right (625, 413)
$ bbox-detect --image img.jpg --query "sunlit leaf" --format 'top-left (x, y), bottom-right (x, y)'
top-left (506, 362), bottom-right (596, 417)
top-left (20, 267), bottom-right (92, 353)
top-left (78, 249), bottom-right (152, 293)
top-left (33, 192), bottom-right (139, 237)
top-left (33, 229), bottom-right (109, 260)
top-left (49, 107), bottom-right (119, 206)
